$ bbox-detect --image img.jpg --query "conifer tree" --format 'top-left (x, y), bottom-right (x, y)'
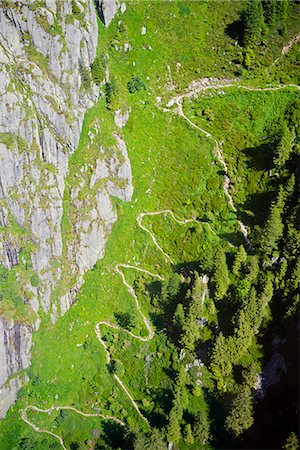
top-left (243, 0), bottom-right (265, 47)
top-left (134, 428), bottom-right (166, 450)
top-left (225, 385), bottom-right (254, 436)
top-left (283, 431), bottom-right (300, 450)
top-left (173, 303), bottom-right (185, 328)
top-left (260, 190), bottom-right (285, 255)
top-left (273, 125), bottom-right (294, 168)
top-left (232, 245), bottom-right (247, 276)
top-left (193, 411), bottom-right (210, 445)
top-left (210, 332), bottom-right (232, 391)
top-left (184, 424), bottom-right (194, 445)
top-left (213, 250), bottom-right (230, 300)
top-left (181, 273), bottom-right (206, 350)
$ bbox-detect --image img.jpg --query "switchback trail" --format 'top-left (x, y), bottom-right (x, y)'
top-left (21, 405), bottom-right (125, 450)
top-left (271, 33), bottom-right (300, 67)
top-left (22, 81), bottom-right (299, 448)
top-left (22, 210), bottom-right (220, 447)
top-left (164, 80), bottom-right (300, 244)
top-left (137, 209), bottom-right (220, 263)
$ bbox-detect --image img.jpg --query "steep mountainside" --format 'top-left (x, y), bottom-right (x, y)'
top-left (0, 1), bottom-right (299, 449)
top-left (0, 0), bottom-right (129, 418)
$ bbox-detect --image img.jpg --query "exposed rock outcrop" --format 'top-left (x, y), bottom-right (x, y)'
top-left (96, 0), bottom-right (121, 27)
top-left (0, 0), bottom-right (133, 418)
top-left (0, 318), bottom-right (31, 418)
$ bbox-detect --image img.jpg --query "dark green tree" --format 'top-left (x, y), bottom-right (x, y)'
top-left (184, 424), bottom-right (194, 445)
top-left (193, 410), bottom-right (210, 445)
top-left (181, 273), bottom-right (206, 350)
top-left (260, 189), bottom-right (285, 255)
top-left (242, 0), bottom-right (265, 47)
top-left (273, 124), bottom-right (294, 168)
top-left (173, 303), bottom-right (185, 328)
top-left (225, 385), bottom-right (254, 436)
top-left (245, 255), bottom-right (259, 281)
top-left (210, 332), bottom-right (232, 391)
top-left (127, 76), bottom-right (146, 93)
top-left (91, 56), bottom-right (105, 85)
top-left (212, 249), bottom-right (230, 300)
top-left (134, 428), bottom-right (166, 450)
top-left (282, 431), bottom-right (299, 450)
top-left (232, 245), bottom-right (247, 276)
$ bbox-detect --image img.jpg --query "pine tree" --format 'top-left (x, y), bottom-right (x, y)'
top-left (210, 332), bottom-right (232, 391)
top-left (246, 255), bottom-right (259, 281)
top-left (232, 245), bottom-right (247, 276)
top-left (242, 287), bottom-right (260, 332)
top-left (243, 0), bottom-right (265, 47)
top-left (213, 249), bottom-right (230, 300)
top-left (234, 310), bottom-right (253, 360)
top-left (181, 273), bottom-right (206, 350)
top-left (134, 428), bottom-right (166, 450)
top-left (173, 303), bottom-right (185, 328)
top-left (282, 431), bottom-right (299, 450)
top-left (184, 424), bottom-right (194, 445)
top-left (225, 386), bottom-right (254, 436)
top-left (260, 190), bottom-right (285, 255)
top-left (167, 408), bottom-right (182, 444)
top-left (193, 411), bottom-right (210, 445)
top-left (273, 125), bottom-right (294, 169)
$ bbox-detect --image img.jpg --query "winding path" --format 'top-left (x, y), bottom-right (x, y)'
top-left (271, 33), bottom-right (300, 67)
top-left (22, 209), bottom-right (216, 446)
top-left (164, 80), bottom-right (300, 244)
top-left (22, 405), bottom-right (125, 450)
top-left (137, 210), bottom-right (219, 264)
top-left (21, 79), bottom-right (299, 448)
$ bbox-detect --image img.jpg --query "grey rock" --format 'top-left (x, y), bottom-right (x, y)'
top-left (0, 376), bottom-right (24, 420)
top-left (0, 0), bottom-right (134, 419)
top-left (107, 134), bottom-right (133, 202)
top-left (3, 241), bottom-right (20, 269)
top-left (97, 0), bottom-right (120, 27)
top-left (0, 208), bottom-right (7, 227)
top-left (114, 107), bottom-right (131, 128)
top-left (0, 318), bottom-right (32, 388)
top-left (0, 0), bottom-right (100, 417)
top-left (90, 157), bottom-right (109, 189)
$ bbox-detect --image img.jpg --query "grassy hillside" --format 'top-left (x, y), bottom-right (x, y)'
top-left (0, 1), bottom-right (299, 449)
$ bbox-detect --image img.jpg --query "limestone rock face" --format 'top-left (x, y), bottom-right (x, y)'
top-left (97, 0), bottom-right (120, 27)
top-left (0, 0), bottom-right (133, 417)
top-left (0, 319), bottom-right (31, 418)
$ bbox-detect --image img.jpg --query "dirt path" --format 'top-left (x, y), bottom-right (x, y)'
top-left (22, 405), bottom-right (125, 450)
top-left (22, 210), bottom-right (209, 445)
top-left (138, 210), bottom-right (221, 264)
top-left (164, 80), bottom-right (299, 244)
top-left (22, 80), bottom-right (299, 448)
top-left (271, 33), bottom-right (300, 67)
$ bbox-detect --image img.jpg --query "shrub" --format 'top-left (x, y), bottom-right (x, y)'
top-left (30, 273), bottom-right (39, 288)
top-left (91, 56), bottom-right (105, 85)
top-left (127, 76), bottom-right (146, 94)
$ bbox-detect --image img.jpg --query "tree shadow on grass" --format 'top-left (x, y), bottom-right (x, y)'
top-left (148, 387), bottom-right (173, 425)
top-left (225, 20), bottom-right (245, 46)
top-left (243, 142), bottom-right (274, 171)
top-left (101, 422), bottom-right (133, 449)
top-left (239, 191), bottom-right (274, 228)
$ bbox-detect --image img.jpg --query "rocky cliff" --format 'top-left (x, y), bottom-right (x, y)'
top-left (0, 0), bottom-right (130, 418)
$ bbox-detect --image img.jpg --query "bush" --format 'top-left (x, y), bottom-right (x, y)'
top-left (72, 0), bottom-right (81, 17)
top-left (80, 64), bottom-right (91, 92)
top-left (105, 77), bottom-right (120, 110)
top-left (91, 56), bottom-right (106, 85)
top-left (127, 76), bottom-right (146, 94)
top-left (30, 273), bottom-right (39, 287)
